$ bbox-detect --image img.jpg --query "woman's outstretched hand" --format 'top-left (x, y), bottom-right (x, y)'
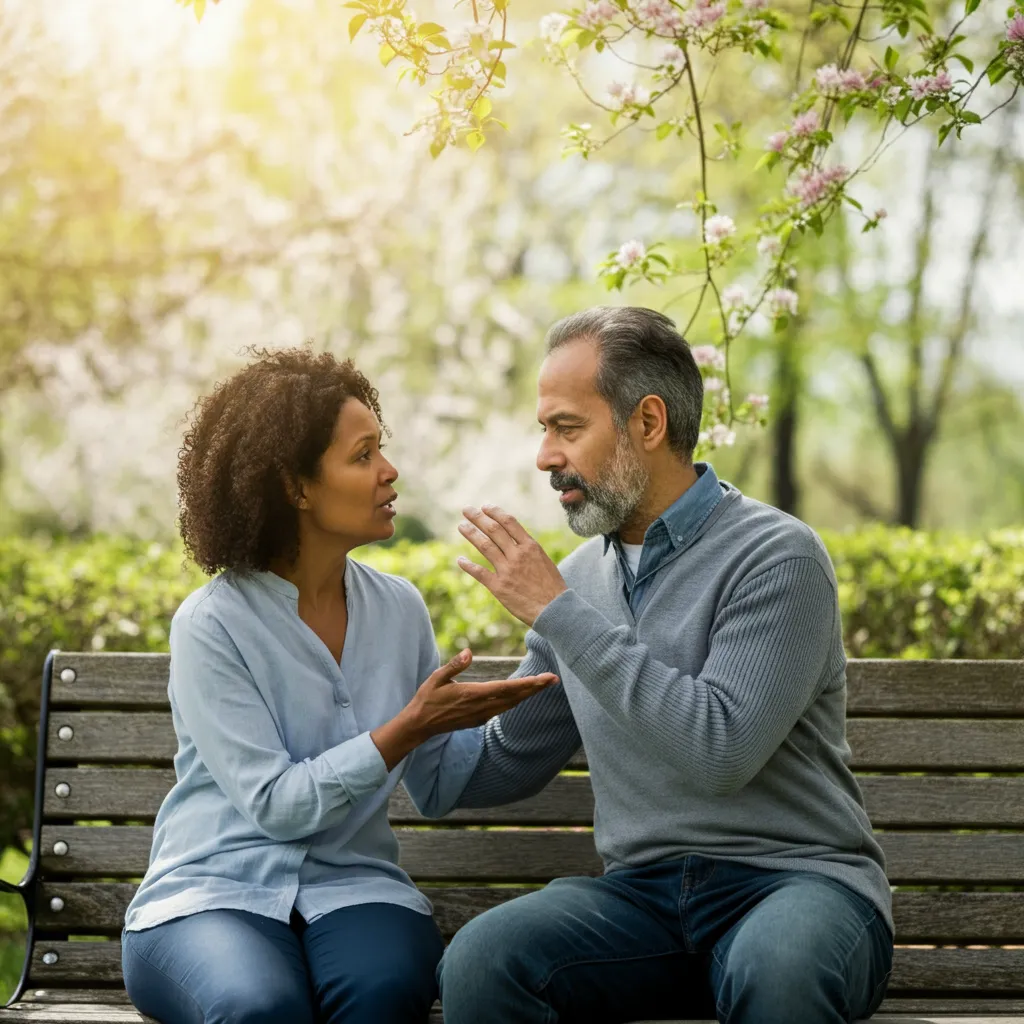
top-left (371, 649), bottom-right (558, 770)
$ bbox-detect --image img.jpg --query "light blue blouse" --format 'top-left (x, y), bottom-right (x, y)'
top-left (124, 559), bottom-right (483, 931)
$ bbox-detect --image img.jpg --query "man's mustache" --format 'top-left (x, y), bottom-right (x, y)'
top-left (550, 472), bottom-right (589, 496)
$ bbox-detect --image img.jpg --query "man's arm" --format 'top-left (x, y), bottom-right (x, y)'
top-left (454, 630), bottom-right (581, 808)
top-left (531, 556), bottom-right (837, 796)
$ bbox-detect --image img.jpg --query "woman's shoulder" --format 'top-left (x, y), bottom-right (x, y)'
top-left (171, 572), bottom-right (256, 638)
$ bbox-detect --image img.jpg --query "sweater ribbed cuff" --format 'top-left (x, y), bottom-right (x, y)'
top-left (532, 588), bottom-right (617, 667)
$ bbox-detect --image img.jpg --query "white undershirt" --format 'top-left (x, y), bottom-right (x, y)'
top-left (621, 541), bottom-right (644, 577)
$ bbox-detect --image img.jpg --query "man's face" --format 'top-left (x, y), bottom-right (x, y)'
top-left (536, 338), bottom-right (650, 537)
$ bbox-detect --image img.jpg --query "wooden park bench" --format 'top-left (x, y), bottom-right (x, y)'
top-left (2, 651), bottom-right (1024, 1023)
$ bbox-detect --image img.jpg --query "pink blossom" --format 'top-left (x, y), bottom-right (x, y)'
top-left (659, 44), bottom-right (687, 72)
top-left (608, 82), bottom-right (651, 109)
top-left (539, 12), bottom-right (571, 40)
top-left (874, 207), bottom-right (888, 221)
top-left (767, 288), bottom-right (799, 317)
top-left (766, 130), bottom-right (789, 152)
top-left (704, 214), bottom-right (737, 245)
top-left (789, 165), bottom-right (847, 207)
top-left (1007, 12), bottom-right (1024, 42)
top-left (815, 63), bottom-right (866, 95)
top-left (685, 0), bottom-right (726, 29)
top-left (791, 110), bottom-right (820, 137)
top-left (577, 0), bottom-right (619, 31)
top-left (704, 376), bottom-right (724, 392)
top-left (631, 0), bottom-right (683, 34)
top-left (709, 423), bottom-right (736, 447)
top-left (691, 345), bottom-right (726, 370)
top-left (746, 393), bottom-right (770, 410)
top-left (839, 68), bottom-right (866, 91)
top-left (867, 74), bottom-right (887, 89)
top-left (615, 239), bottom-right (647, 268)
top-left (742, 0), bottom-right (768, 8)
top-left (814, 64), bottom-right (844, 92)
top-left (909, 71), bottom-right (954, 99)
top-left (722, 284), bottom-right (749, 310)
top-left (757, 235), bottom-right (781, 259)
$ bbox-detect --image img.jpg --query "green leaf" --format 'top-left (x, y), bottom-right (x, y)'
top-left (493, 0), bottom-right (508, 10)
top-left (774, 315), bottom-right (790, 332)
top-left (472, 95), bottom-right (492, 119)
top-left (417, 22), bottom-right (446, 37)
top-left (492, 61), bottom-right (507, 81)
top-left (808, 212), bottom-right (824, 237)
top-left (466, 131), bottom-right (486, 152)
top-left (989, 63), bottom-right (1010, 86)
top-left (489, 40), bottom-right (517, 50)
top-left (844, 194), bottom-right (863, 211)
top-left (379, 43), bottom-right (397, 66)
top-left (194, 0), bottom-right (206, 22)
top-left (950, 53), bottom-right (974, 73)
top-left (754, 151), bottom-right (779, 171)
top-left (937, 121), bottom-right (953, 147)
top-left (656, 122), bottom-right (674, 140)
top-left (895, 96), bottom-right (912, 121)
top-left (884, 46), bottom-right (899, 71)
top-left (713, 122), bottom-right (730, 141)
top-left (960, 109), bottom-right (981, 124)
top-left (430, 138), bottom-right (447, 159)
top-left (964, 0), bottom-right (980, 13)
top-left (349, 14), bottom-right (368, 40)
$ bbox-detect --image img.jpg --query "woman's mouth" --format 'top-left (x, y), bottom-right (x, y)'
top-left (378, 494), bottom-right (398, 517)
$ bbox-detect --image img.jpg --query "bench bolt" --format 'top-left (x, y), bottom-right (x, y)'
top-left (54, 783), bottom-right (70, 799)
top-left (57, 726), bottom-right (74, 741)
top-left (52, 841), bottom-right (68, 856)
top-left (49, 897), bottom-right (64, 912)
top-left (59, 668), bottom-right (76, 684)
top-left (41, 952), bottom-right (58, 965)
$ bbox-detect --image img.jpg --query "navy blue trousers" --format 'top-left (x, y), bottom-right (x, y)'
top-left (123, 903), bottom-right (444, 1024)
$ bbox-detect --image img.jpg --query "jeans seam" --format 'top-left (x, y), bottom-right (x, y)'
top-left (536, 947), bottom-right (682, 994)
top-left (125, 935), bottom-right (207, 1023)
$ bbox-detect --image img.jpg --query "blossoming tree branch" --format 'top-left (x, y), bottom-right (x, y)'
top-left (179, 0), bottom-right (1023, 452)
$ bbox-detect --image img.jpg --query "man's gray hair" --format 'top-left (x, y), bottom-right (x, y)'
top-left (545, 306), bottom-right (704, 459)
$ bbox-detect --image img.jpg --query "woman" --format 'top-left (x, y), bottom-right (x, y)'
top-left (122, 347), bottom-right (558, 1024)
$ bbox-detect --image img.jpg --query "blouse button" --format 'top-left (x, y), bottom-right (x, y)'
top-left (340, 699), bottom-right (351, 708)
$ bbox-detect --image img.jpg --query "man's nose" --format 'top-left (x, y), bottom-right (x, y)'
top-left (536, 436), bottom-right (565, 473)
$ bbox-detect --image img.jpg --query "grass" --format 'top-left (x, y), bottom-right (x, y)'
top-left (0, 846), bottom-right (29, 1004)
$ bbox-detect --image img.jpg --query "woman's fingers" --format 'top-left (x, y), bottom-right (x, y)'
top-left (431, 648), bottom-right (472, 686)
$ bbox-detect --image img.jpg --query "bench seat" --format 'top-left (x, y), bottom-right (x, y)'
top-left (3, 653), bottom-right (1024, 1023)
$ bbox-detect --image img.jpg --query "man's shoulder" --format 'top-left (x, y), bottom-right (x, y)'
top-left (715, 489), bottom-right (835, 580)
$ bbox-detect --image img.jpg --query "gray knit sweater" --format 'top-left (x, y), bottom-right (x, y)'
top-left (456, 481), bottom-right (892, 932)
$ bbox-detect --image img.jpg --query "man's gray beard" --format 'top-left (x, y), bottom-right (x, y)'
top-left (563, 433), bottom-right (650, 538)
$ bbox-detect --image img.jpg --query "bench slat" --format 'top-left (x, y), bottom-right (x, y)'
top-left (41, 767), bottom-right (1024, 830)
top-left (50, 654), bottom-right (1024, 717)
top-left (31, 883), bottom-right (1024, 943)
top-left (45, 714), bottom-right (1024, 774)
top-left (37, 825), bottom-right (1024, 883)
top-left (23, 940), bottom-right (1024, 993)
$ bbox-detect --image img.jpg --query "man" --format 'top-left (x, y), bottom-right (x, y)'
top-left (436, 306), bottom-right (893, 1023)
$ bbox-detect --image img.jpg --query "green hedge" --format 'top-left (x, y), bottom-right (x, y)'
top-left (1, 527), bottom-right (1022, 850)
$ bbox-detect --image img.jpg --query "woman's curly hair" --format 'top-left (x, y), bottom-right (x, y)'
top-left (177, 346), bottom-right (387, 574)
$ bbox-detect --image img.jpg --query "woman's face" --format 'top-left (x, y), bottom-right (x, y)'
top-left (298, 399), bottom-right (399, 546)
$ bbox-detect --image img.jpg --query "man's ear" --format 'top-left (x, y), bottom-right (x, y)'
top-left (637, 395), bottom-right (669, 451)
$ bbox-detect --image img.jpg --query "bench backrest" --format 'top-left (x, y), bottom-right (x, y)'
top-left (17, 653), bottom-right (1024, 1015)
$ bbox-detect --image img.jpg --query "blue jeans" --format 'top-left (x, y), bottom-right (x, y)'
top-left (122, 903), bottom-right (443, 1024)
top-left (438, 856), bottom-right (893, 1024)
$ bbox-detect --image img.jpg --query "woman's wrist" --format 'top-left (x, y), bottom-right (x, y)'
top-left (370, 707), bottom-right (430, 771)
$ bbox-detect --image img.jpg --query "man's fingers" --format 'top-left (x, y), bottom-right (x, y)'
top-left (463, 506), bottom-right (517, 554)
top-left (480, 504), bottom-right (531, 545)
top-left (457, 556), bottom-right (496, 587)
top-left (457, 519), bottom-right (506, 565)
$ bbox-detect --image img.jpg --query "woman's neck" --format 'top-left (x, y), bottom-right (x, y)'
top-left (268, 535), bottom-right (352, 611)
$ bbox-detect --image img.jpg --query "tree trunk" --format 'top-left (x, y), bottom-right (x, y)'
top-left (894, 424), bottom-right (929, 528)
top-left (771, 327), bottom-right (801, 515)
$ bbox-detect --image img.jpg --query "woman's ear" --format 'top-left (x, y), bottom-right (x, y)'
top-left (283, 474), bottom-right (309, 510)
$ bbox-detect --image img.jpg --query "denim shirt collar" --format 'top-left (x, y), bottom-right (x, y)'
top-left (603, 462), bottom-right (724, 559)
